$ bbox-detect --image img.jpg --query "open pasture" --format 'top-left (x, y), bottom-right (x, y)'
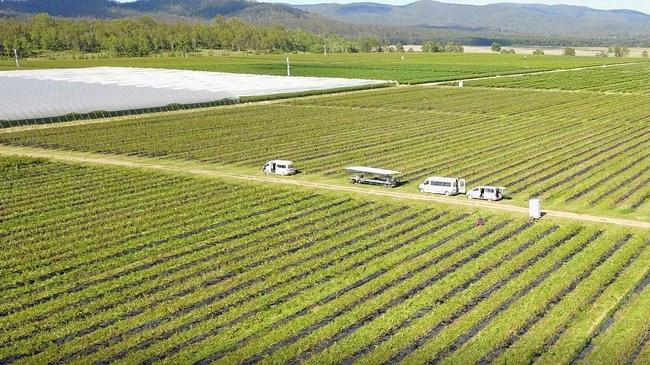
top-left (0, 52), bottom-right (640, 84)
top-left (466, 62), bottom-right (650, 94)
top-left (2, 87), bottom-right (648, 217)
top-left (1, 156), bottom-right (649, 365)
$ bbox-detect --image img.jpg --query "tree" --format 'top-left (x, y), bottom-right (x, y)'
top-left (563, 47), bottom-right (576, 56)
top-left (643, 50), bottom-right (649, 58)
top-left (595, 50), bottom-right (608, 57)
top-left (609, 45), bottom-right (630, 58)
top-left (532, 49), bottom-right (544, 55)
top-left (622, 46), bottom-right (630, 57)
top-left (444, 42), bottom-right (464, 53)
top-left (395, 42), bottom-right (404, 52)
top-left (358, 37), bottom-right (379, 52)
top-left (422, 41), bottom-right (440, 53)
top-left (491, 42), bottom-right (502, 53)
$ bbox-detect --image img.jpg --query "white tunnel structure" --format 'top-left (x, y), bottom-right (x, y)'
top-left (0, 67), bottom-right (385, 124)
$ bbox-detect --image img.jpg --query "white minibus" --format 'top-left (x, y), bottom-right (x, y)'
top-left (419, 177), bottom-right (466, 196)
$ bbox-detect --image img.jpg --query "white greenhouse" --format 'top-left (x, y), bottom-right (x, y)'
top-left (0, 67), bottom-right (385, 125)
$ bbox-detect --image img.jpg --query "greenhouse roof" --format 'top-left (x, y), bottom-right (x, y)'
top-left (0, 67), bottom-right (385, 122)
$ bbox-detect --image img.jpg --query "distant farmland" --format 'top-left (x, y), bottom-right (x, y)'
top-left (1, 157), bottom-right (649, 364)
top-left (0, 52), bottom-right (642, 84)
top-left (467, 62), bottom-right (650, 94)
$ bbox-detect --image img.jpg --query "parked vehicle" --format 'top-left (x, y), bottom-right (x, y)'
top-left (419, 177), bottom-right (466, 196)
top-left (345, 166), bottom-right (401, 188)
top-left (263, 160), bottom-right (297, 176)
top-left (466, 186), bottom-right (506, 201)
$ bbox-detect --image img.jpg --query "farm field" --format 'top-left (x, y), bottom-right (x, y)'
top-left (466, 62), bottom-right (650, 94)
top-left (2, 87), bottom-right (648, 218)
top-left (1, 156), bottom-right (649, 365)
top-left (0, 52), bottom-right (642, 84)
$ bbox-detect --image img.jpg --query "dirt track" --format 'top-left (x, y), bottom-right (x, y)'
top-left (1, 145), bottom-right (647, 230)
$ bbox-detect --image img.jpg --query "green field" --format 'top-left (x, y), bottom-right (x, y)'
top-left (3, 86), bottom-right (648, 217)
top-left (467, 62), bottom-right (650, 94)
top-left (1, 156), bottom-right (649, 365)
top-left (2, 53), bottom-right (650, 365)
top-left (0, 52), bottom-right (641, 84)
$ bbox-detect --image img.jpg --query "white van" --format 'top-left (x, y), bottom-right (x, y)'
top-left (263, 160), bottom-right (297, 176)
top-left (419, 177), bottom-right (466, 196)
top-left (467, 186), bottom-right (506, 201)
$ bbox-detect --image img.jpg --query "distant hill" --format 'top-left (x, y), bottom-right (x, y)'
top-left (294, 0), bottom-right (650, 37)
top-left (0, 0), bottom-right (425, 42)
top-left (2, 0), bottom-right (650, 44)
top-left (0, 0), bottom-right (314, 21)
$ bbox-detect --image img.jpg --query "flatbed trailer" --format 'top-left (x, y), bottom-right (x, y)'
top-left (345, 166), bottom-right (402, 188)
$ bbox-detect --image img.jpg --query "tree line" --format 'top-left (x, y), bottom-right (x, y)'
top-left (0, 14), bottom-right (361, 57)
top-left (0, 14), bottom-right (469, 58)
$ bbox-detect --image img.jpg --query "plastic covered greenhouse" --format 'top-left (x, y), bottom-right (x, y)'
top-left (0, 67), bottom-right (385, 127)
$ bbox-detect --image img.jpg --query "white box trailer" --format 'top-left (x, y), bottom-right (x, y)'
top-left (529, 199), bottom-right (542, 219)
top-left (419, 177), bottom-right (466, 196)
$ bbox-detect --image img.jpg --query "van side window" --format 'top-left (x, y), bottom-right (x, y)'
top-left (277, 165), bottom-right (286, 169)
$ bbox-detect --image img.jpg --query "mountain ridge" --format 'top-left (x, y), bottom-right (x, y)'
top-left (2, 0), bottom-right (650, 42)
top-left (293, 0), bottom-right (650, 36)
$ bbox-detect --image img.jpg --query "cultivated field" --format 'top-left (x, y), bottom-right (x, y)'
top-left (1, 156), bottom-right (649, 365)
top-left (2, 87), bottom-right (648, 217)
top-left (467, 62), bottom-right (650, 94)
top-left (0, 52), bottom-right (641, 84)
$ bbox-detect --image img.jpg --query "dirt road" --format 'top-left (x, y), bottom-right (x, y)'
top-left (1, 145), bottom-right (647, 230)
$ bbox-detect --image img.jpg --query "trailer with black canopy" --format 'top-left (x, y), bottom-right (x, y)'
top-left (345, 166), bottom-right (402, 188)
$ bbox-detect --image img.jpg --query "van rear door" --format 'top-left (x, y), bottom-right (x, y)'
top-left (459, 179), bottom-right (466, 194)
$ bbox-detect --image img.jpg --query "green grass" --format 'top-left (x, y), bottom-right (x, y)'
top-left (1, 156), bottom-right (648, 365)
top-left (0, 52), bottom-right (641, 84)
top-left (2, 86), bottom-right (648, 218)
top-left (467, 62), bottom-right (650, 94)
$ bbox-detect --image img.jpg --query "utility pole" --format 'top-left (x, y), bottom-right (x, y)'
top-left (14, 49), bottom-right (20, 68)
top-left (324, 44), bottom-right (327, 56)
top-left (286, 57), bottom-right (290, 77)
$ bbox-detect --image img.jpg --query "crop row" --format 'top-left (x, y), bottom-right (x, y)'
top-left (465, 63), bottom-right (650, 94)
top-left (2, 156), bottom-right (649, 364)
